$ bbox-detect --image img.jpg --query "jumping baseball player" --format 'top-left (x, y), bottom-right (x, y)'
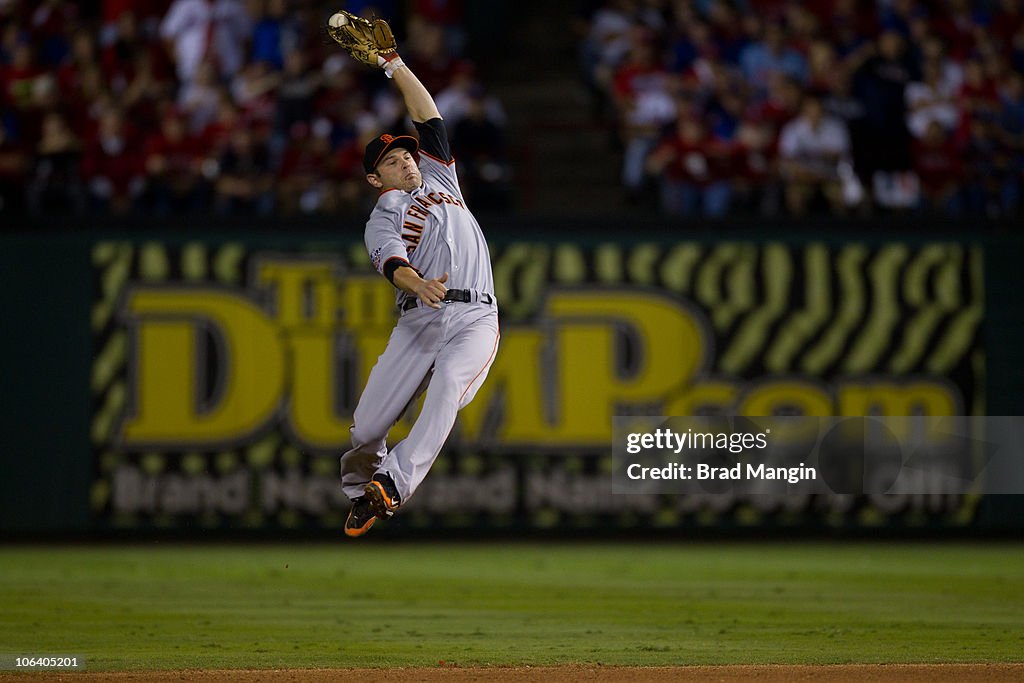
top-left (327, 11), bottom-right (500, 538)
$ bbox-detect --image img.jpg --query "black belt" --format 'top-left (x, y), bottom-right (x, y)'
top-left (402, 289), bottom-right (493, 311)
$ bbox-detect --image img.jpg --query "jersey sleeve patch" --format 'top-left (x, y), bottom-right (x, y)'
top-left (370, 246), bottom-right (384, 272)
top-left (365, 207), bottom-right (410, 275)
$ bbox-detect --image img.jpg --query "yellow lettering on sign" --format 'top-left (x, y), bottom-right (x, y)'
top-left (739, 380), bottom-right (833, 416)
top-left (737, 380), bottom-right (833, 443)
top-left (286, 329), bottom-right (352, 448)
top-left (283, 274), bottom-right (395, 449)
top-left (456, 328), bottom-right (547, 444)
top-left (340, 276), bottom-right (399, 331)
top-left (553, 322), bottom-right (617, 441)
top-left (838, 382), bottom-right (958, 417)
top-left (113, 253), bottom-right (972, 452)
top-left (257, 261), bottom-right (338, 328)
top-left (546, 291), bottom-right (706, 442)
top-left (122, 289), bottom-right (285, 445)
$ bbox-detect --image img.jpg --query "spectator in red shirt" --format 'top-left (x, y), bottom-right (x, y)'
top-left (412, 0), bottom-right (465, 56)
top-left (81, 107), bottom-right (145, 213)
top-left (143, 108), bottom-right (208, 214)
top-left (647, 114), bottom-right (733, 217)
top-left (613, 32), bottom-right (677, 201)
top-left (1, 42), bottom-right (43, 112)
top-left (913, 120), bottom-right (964, 214)
top-left (748, 74), bottom-right (803, 137)
top-left (731, 118), bottom-right (780, 215)
top-left (413, 0), bottom-right (462, 29)
top-left (959, 57), bottom-right (1001, 124)
top-left (198, 92), bottom-right (243, 159)
top-left (930, 0), bottom-right (983, 62)
top-left (404, 15), bottom-right (468, 95)
top-left (67, 65), bottom-right (111, 142)
top-left (276, 120), bottom-right (336, 215)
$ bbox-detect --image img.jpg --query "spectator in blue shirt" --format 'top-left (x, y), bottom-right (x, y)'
top-left (739, 20), bottom-right (808, 95)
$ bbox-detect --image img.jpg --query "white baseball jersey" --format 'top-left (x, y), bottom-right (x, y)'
top-left (365, 119), bottom-right (495, 310)
top-left (340, 118), bottom-right (499, 505)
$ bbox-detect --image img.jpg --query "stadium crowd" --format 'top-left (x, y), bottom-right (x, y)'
top-left (0, 0), bottom-right (510, 220)
top-left (578, 0), bottom-right (1024, 217)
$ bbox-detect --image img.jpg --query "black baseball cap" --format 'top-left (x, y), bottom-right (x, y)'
top-left (363, 133), bottom-right (419, 173)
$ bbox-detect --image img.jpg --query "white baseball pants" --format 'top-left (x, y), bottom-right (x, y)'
top-left (339, 303), bottom-right (499, 502)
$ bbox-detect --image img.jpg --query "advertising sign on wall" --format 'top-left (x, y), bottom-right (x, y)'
top-left (90, 239), bottom-right (984, 530)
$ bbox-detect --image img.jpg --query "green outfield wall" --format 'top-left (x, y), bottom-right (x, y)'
top-left (2, 223), bottom-right (1023, 534)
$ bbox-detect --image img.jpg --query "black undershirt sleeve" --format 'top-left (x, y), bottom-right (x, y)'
top-left (383, 257), bottom-right (420, 285)
top-left (414, 118), bottom-right (453, 163)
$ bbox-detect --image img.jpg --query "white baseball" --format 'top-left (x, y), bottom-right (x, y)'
top-left (329, 13), bottom-right (348, 28)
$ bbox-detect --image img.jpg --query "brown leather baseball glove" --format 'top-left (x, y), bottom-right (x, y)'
top-left (326, 10), bottom-right (398, 68)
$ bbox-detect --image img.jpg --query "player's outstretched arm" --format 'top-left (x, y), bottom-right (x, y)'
top-left (390, 66), bottom-right (441, 123)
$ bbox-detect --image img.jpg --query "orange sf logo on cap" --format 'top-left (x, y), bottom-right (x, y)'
top-left (380, 134), bottom-right (394, 143)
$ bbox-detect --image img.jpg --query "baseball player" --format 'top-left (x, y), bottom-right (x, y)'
top-left (328, 11), bottom-right (500, 538)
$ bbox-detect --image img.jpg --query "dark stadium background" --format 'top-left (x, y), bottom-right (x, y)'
top-left (1, 0), bottom-right (1023, 539)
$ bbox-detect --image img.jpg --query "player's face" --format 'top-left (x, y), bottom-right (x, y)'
top-left (369, 148), bottom-right (421, 192)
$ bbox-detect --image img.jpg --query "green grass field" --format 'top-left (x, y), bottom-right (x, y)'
top-left (0, 542), bottom-right (1021, 671)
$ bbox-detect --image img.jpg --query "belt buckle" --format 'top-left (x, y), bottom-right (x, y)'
top-left (443, 289), bottom-right (469, 303)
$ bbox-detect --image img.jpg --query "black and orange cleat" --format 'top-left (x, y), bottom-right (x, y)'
top-left (365, 473), bottom-right (401, 519)
top-left (344, 496), bottom-right (377, 538)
